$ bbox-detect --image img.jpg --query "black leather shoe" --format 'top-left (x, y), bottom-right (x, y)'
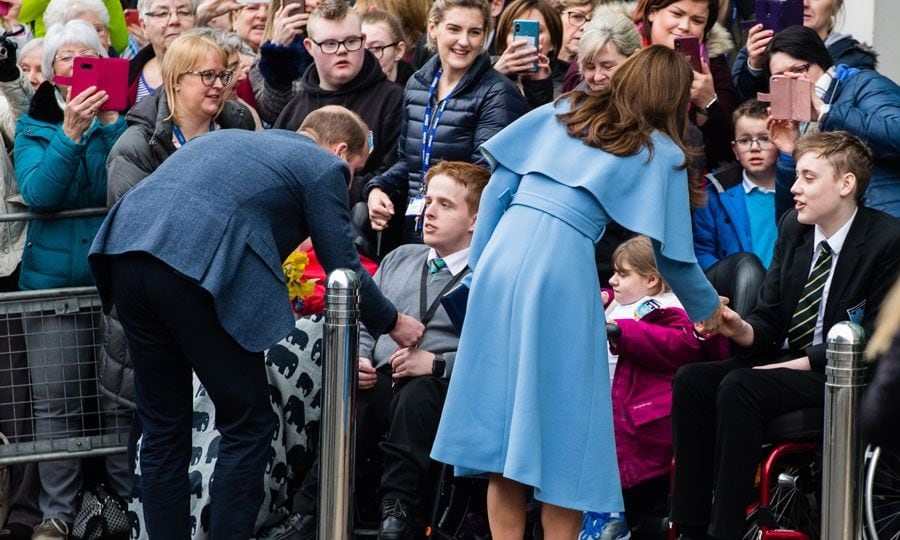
top-left (273, 513), bottom-right (315, 540)
top-left (378, 498), bottom-right (413, 540)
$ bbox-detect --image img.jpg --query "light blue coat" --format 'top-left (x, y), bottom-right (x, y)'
top-left (431, 102), bottom-right (719, 512)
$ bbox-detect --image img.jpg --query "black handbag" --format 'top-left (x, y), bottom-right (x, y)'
top-left (72, 483), bottom-right (130, 540)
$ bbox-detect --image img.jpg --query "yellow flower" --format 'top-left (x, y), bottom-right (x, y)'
top-left (283, 250), bottom-right (315, 300)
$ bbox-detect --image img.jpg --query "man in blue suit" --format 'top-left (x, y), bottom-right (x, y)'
top-left (89, 109), bottom-right (424, 539)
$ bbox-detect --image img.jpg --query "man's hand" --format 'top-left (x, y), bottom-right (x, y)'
top-left (389, 313), bottom-right (424, 348)
top-left (358, 357), bottom-right (377, 390)
top-left (390, 347), bottom-right (435, 380)
top-left (754, 357), bottom-right (811, 371)
top-left (367, 188), bottom-right (394, 231)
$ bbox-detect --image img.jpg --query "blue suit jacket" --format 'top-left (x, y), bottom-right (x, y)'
top-left (89, 129), bottom-right (397, 352)
top-left (692, 163), bottom-right (754, 271)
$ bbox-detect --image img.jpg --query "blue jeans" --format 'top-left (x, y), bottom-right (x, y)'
top-left (108, 253), bottom-right (274, 539)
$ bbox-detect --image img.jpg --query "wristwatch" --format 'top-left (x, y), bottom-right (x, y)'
top-left (432, 354), bottom-right (446, 377)
top-left (696, 96), bottom-right (719, 116)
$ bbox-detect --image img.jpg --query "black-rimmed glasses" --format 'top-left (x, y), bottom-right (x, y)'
top-left (311, 36), bottom-right (364, 54)
top-left (181, 69), bottom-right (234, 86)
top-left (366, 42), bottom-right (399, 58)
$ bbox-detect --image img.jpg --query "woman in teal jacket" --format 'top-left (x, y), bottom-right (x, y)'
top-left (13, 20), bottom-right (128, 538)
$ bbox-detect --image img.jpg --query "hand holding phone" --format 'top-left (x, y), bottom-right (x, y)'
top-left (283, 0), bottom-right (306, 12)
top-left (512, 19), bottom-right (540, 73)
top-left (674, 36), bottom-right (702, 72)
top-left (55, 57), bottom-right (129, 112)
top-left (758, 75), bottom-right (814, 122)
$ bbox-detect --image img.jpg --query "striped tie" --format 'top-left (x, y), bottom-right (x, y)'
top-left (787, 242), bottom-right (833, 351)
top-left (428, 258), bottom-right (447, 274)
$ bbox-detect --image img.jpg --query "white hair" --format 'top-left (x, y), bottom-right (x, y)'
top-left (17, 38), bottom-right (44, 66)
top-left (43, 0), bottom-right (111, 29)
top-left (577, 7), bottom-right (641, 72)
top-left (137, 0), bottom-right (197, 20)
top-left (42, 20), bottom-right (108, 82)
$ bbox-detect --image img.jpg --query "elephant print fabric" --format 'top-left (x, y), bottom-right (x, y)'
top-left (129, 316), bottom-right (325, 539)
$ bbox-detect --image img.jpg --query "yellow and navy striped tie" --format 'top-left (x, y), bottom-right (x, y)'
top-left (787, 241), bottom-right (832, 351)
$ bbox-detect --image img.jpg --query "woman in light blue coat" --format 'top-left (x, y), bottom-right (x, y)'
top-left (430, 45), bottom-right (724, 539)
top-left (13, 20), bottom-right (128, 537)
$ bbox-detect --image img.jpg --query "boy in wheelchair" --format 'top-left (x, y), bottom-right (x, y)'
top-left (670, 131), bottom-right (900, 540)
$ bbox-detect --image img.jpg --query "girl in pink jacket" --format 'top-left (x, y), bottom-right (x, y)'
top-left (583, 236), bottom-right (729, 539)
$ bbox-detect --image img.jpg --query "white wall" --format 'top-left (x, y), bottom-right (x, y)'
top-left (838, 0), bottom-right (900, 82)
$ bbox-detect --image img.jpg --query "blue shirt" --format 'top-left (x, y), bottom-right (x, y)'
top-left (743, 173), bottom-right (777, 267)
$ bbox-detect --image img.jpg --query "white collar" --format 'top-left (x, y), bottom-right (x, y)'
top-left (742, 170), bottom-right (776, 194)
top-left (427, 247), bottom-right (471, 276)
top-left (814, 207), bottom-right (857, 257)
top-left (815, 66), bottom-right (837, 100)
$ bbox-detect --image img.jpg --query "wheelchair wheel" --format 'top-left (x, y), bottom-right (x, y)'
top-left (744, 455), bottom-right (820, 540)
top-left (865, 445), bottom-right (900, 540)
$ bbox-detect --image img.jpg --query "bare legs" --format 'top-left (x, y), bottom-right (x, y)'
top-left (488, 474), bottom-right (582, 539)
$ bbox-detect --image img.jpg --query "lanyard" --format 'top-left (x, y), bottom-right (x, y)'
top-left (419, 261), bottom-right (468, 327)
top-left (421, 67), bottom-right (448, 187)
top-left (172, 122), bottom-right (216, 147)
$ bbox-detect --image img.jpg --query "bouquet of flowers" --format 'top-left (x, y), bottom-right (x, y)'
top-left (283, 250), bottom-right (317, 315)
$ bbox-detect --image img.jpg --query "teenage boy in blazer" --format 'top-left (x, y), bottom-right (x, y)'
top-left (670, 130), bottom-right (900, 540)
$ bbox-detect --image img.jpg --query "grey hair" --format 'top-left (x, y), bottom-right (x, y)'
top-left (137, 0), bottom-right (197, 20)
top-left (577, 8), bottom-right (641, 72)
top-left (42, 20), bottom-right (108, 82)
top-left (43, 0), bottom-right (110, 29)
top-left (184, 27), bottom-right (245, 56)
top-left (17, 38), bottom-right (44, 66)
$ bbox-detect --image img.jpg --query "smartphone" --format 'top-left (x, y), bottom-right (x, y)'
top-left (123, 8), bottom-right (140, 27)
top-left (512, 19), bottom-right (540, 73)
top-left (61, 57), bottom-right (130, 112)
top-left (283, 0), bottom-right (307, 12)
top-left (0, 1), bottom-right (10, 17)
top-left (757, 75), bottom-right (813, 121)
top-left (756, 0), bottom-right (803, 32)
top-left (673, 36), bottom-right (702, 72)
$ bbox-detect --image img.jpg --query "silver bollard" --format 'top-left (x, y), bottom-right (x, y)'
top-left (319, 269), bottom-right (360, 540)
top-left (821, 321), bottom-right (867, 540)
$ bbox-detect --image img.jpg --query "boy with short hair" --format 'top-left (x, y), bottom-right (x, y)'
top-left (693, 99), bottom-right (780, 269)
top-left (671, 130), bottom-right (900, 540)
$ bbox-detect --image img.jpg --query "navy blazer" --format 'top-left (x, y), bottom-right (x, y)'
top-left (741, 206), bottom-right (900, 372)
top-left (90, 129), bottom-right (398, 352)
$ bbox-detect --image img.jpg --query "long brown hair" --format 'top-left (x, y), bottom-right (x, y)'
top-left (557, 44), bottom-right (704, 207)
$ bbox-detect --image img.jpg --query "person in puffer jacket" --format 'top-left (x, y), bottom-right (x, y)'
top-left (731, 0), bottom-right (877, 104)
top-left (765, 26), bottom-right (900, 219)
top-left (364, 0), bottom-right (526, 251)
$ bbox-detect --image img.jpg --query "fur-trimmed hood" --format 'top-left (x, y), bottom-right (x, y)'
top-left (598, 1), bottom-right (734, 58)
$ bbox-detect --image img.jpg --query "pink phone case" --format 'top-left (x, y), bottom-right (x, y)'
top-left (64, 57), bottom-right (130, 112)
top-left (757, 75), bottom-right (814, 122)
top-left (0, 1), bottom-right (10, 16)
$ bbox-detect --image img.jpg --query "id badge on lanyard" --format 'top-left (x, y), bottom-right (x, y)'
top-left (414, 67), bottom-right (447, 232)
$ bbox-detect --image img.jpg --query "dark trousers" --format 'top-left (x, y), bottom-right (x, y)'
top-left (380, 376), bottom-right (449, 507)
top-left (108, 253), bottom-right (274, 540)
top-left (670, 357), bottom-right (825, 539)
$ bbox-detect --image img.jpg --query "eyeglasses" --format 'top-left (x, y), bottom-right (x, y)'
top-left (55, 50), bottom-right (101, 63)
top-left (181, 69), bottom-right (235, 86)
top-left (561, 10), bottom-right (592, 26)
top-left (366, 42), bottom-right (399, 58)
top-left (785, 63), bottom-right (811, 75)
top-left (144, 9), bottom-right (195, 20)
top-left (311, 36), bottom-right (364, 54)
top-left (734, 135), bottom-right (773, 150)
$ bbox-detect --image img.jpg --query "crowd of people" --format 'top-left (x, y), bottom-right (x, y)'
top-left (0, 0), bottom-right (897, 539)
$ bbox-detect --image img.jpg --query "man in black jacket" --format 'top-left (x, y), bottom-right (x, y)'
top-left (273, 0), bottom-right (403, 207)
top-left (670, 131), bottom-right (900, 540)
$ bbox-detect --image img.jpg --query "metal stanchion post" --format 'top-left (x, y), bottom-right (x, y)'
top-left (821, 321), bottom-right (867, 540)
top-left (319, 269), bottom-right (360, 540)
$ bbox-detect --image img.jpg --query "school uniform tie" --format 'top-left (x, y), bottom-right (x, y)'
top-left (428, 258), bottom-right (447, 275)
top-left (787, 241), bottom-right (833, 351)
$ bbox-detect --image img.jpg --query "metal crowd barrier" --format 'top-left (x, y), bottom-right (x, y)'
top-left (821, 321), bottom-right (868, 540)
top-left (0, 208), bottom-right (129, 466)
top-left (319, 268), bottom-right (361, 540)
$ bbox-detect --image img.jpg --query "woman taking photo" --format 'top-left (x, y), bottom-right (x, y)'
top-left (431, 45), bottom-right (724, 539)
top-left (14, 20), bottom-right (128, 538)
top-left (364, 0), bottom-right (526, 248)
top-left (633, 0), bottom-right (737, 168)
